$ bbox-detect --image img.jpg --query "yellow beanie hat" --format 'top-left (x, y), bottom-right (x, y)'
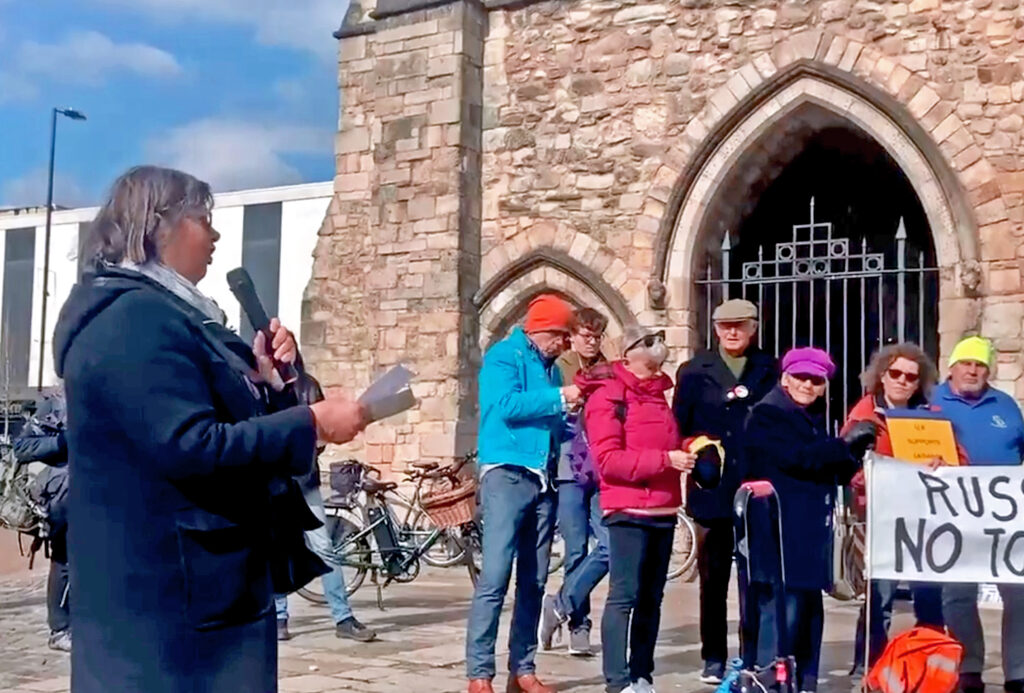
top-left (948, 336), bottom-right (993, 369)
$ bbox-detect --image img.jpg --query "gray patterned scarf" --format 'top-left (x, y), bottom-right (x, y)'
top-left (119, 260), bottom-right (227, 326)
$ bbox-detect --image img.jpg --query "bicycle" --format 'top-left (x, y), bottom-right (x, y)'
top-left (389, 455), bottom-right (477, 569)
top-left (297, 459), bottom-right (479, 606)
top-left (668, 507), bottom-right (699, 582)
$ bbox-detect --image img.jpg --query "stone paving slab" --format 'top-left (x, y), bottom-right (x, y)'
top-left (0, 567), bottom-right (1011, 692)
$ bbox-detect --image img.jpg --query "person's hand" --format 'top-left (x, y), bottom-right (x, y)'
top-left (255, 317), bottom-right (297, 364)
top-left (927, 457), bottom-right (951, 471)
top-left (668, 449), bottom-right (697, 472)
top-left (253, 318), bottom-right (297, 391)
top-left (842, 421), bottom-right (877, 460)
top-left (562, 385), bottom-right (582, 406)
top-left (309, 398), bottom-right (369, 445)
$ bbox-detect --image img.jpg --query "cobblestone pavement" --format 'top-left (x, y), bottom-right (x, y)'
top-left (0, 566), bottom-right (1008, 693)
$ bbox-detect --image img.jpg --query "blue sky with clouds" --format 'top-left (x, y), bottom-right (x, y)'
top-left (1, 0), bottom-right (346, 208)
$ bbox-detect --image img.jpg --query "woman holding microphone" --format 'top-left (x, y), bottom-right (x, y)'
top-left (53, 166), bottom-right (368, 693)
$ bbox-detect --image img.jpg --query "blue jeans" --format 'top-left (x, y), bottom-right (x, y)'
top-left (555, 482), bottom-right (608, 630)
top-left (275, 485), bottom-right (354, 625)
top-left (466, 466), bottom-right (557, 680)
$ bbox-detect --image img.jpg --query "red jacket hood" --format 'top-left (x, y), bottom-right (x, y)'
top-left (575, 361), bottom-right (673, 398)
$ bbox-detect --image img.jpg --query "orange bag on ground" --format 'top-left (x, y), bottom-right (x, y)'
top-left (866, 627), bottom-right (964, 693)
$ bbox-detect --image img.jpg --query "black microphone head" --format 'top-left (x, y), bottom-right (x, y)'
top-left (226, 267), bottom-right (254, 292)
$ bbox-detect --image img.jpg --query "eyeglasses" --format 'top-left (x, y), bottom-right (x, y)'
top-left (789, 373), bottom-right (827, 387)
top-left (574, 332), bottom-right (603, 344)
top-left (634, 334), bottom-right (663, 349)
top-left (886, 367), bottom-right (920, 384)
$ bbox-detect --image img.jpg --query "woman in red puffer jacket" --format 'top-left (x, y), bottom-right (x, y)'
top-left (578, 326), bottom-right (696, 693)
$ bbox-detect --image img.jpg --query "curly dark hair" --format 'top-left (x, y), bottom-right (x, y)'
top-left (860, 343), bottom-right (938, 399)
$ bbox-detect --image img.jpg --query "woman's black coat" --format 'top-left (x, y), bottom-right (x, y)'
top-left (53, 268), bottom-right (323, 693)
top-left (742, 385), bottom-right (858, 591)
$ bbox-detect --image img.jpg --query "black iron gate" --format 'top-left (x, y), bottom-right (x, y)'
top-left (696, 198), bottom-right (939, 431)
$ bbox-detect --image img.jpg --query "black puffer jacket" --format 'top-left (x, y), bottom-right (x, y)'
top-left (14, 391), bottom-right (69, 532)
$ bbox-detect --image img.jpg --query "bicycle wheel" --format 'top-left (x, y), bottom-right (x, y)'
top-left (408, 507), bottom-right (468, 568)
top-left (463, 520), bottom-right (482, 587)
top-left (296, 506), bottom-right (370, 603)
top-left (667, 508), bottom-right (699, 582)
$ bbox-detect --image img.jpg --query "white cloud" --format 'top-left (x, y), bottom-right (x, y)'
top-left (273, 77), bottom-right (308, 104)
top-left (146, 118), bottom-right (332, 192)
top-left (18, 30), bottom-right (182, 85)
top-left (0, 69), bottom-right (39, 103)
top-left (1, 168), bottom-right (93, 209)
top-left (92, 0), bottom-right (345, 59)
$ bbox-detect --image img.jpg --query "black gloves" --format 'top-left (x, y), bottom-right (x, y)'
top-left (842, 421), bottom-right (877, 460)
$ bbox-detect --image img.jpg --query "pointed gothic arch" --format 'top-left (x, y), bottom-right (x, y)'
top-left (649, 60), bottom-right (982, 359)
top-left (474, 248), bottom-right (633, 348)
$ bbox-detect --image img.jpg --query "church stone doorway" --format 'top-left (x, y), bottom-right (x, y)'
top-left (695, 105), bottom-right (939, 430)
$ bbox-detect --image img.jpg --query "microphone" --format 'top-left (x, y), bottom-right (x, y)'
top-left (226, 267), bottom-right (299, 385)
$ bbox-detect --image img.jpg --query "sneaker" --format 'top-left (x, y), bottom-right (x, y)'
top-left (633, 680), bottom-right (656, 693)
top-left (276, 620), bottom-right (291, 641)
top-left (537, 594), bottom-right (566, 650)
top-left (568, 626), bottom-right (592, 656)
top-left (960, 673), bottom-right (985, 693)
top-left (700, 661), bottom-right (725, 685)
top-left (47, 630), bottom-right (71, 653)
top-left (336, 617), bottom-right (377, 642)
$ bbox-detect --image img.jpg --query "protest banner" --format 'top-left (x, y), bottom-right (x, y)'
top-left (868, 454), bottom-right (1024, 584)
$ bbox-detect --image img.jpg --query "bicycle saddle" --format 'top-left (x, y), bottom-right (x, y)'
top-left (411, 461), bottom-right (439, 471)
top-left (361, 476), bottom-right (398, 494)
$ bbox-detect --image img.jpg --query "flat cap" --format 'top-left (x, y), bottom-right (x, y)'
top-left (712, 299), bottom-right (758, 322)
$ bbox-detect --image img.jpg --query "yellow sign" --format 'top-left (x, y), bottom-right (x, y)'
top-left (888, 417), bottom-right (960, 466)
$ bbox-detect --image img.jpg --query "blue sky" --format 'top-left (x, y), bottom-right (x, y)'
top-left (1, 0), bottom-right (346, 208)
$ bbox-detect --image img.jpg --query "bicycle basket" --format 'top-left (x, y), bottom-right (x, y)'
top-left (421, 477), bottom-right (477, 528)
top-left (328, 461), bottom-right (364, 505)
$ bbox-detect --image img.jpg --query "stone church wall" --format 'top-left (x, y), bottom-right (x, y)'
top-left (310, 0), bottom-right (1024, 468)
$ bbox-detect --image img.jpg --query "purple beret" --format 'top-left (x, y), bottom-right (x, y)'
top-left (781, 347), bottom-right (836, 379)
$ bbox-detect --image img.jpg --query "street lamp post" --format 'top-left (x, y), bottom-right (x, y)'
top-left (37, 107), bottom-right (86, 391)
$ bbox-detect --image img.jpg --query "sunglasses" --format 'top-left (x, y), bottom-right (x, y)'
top-left (789, 373), bottom-right (827, 387)
top-left (886, 367), bottom-right (920, 383)
top-left (629, 334), bottom-right (664, 350)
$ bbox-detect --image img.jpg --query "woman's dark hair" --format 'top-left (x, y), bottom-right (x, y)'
top-left (84, 166), bottom-right (213, 268)
top-left (571, 307), bottom-right (609, 334)
top-left (861, 342), bottom-right (938, 398)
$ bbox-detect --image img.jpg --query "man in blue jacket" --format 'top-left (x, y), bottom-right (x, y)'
top-left (466, 294), bottom-right (582, 693)
top-left (932, 336), bottom-right (1024, 693)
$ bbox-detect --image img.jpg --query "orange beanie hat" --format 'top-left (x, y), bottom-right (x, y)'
top-left (524, 294), bottom-right (574, 333)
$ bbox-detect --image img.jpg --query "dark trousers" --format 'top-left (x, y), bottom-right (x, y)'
top-left (853, 580), bottom-right (944, 670)
top-left (602, 521), bottom-right (674, 693)
top-left (556, 482), bottom-right (609, 631)
top-left (47, 530), bottom-right (70, 633)
top-left (697, 518), bottom-right (736, 665)
top-left (755, 584), bottom-right (824, 693)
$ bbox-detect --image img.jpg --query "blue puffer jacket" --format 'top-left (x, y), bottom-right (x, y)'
top-left (478, 327), bottom-right (566, 470)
